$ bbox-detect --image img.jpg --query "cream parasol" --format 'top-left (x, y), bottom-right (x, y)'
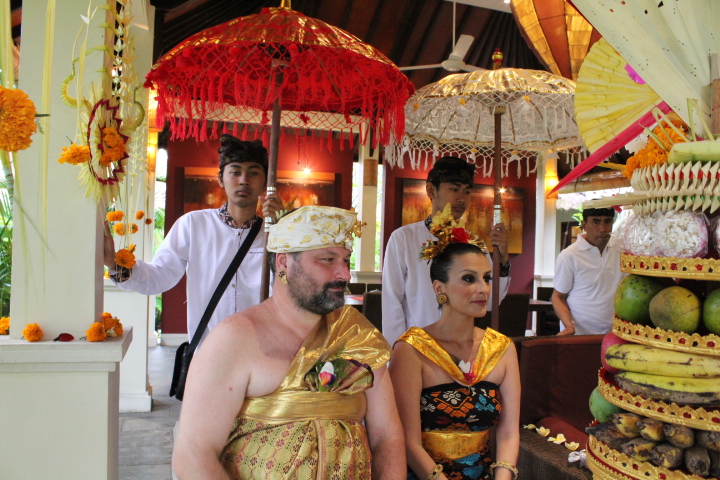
top-left (387, 64), bottom-right (585, 330)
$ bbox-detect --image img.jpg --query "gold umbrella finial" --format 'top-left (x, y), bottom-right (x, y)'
top-left (492, 49), bottom-right (503, 70)
top-left (280, 0), bottom-right (291, 8)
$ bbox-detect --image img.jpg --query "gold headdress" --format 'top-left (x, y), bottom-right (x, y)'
top-left (267, 205), bottom-right (365, 253)
top-left (420, 203), bottom-right (488, 261)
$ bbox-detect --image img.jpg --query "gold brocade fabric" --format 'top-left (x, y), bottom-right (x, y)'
top-left (220, 306), bottom-right (391, 480)
top-left (422, 430), bottom-right (491, 462)
top-left (397, 327), bottom-right (510, 386)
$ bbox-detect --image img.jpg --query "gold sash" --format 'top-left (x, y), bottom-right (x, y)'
top-left (240, 390), bottom-right (366, 423)
top-left (397, 327), bottom-right (510, 385)
top-left (422, 430), bottom-right (491, 461)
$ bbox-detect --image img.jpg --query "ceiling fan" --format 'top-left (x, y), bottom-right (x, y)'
top-left (399, 34), bottom-right (485, 73)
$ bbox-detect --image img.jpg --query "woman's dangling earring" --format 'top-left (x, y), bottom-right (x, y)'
top-left (436, 293), bottom-right (448, 305)
top-left (279, 271), bottom-right (288, 285)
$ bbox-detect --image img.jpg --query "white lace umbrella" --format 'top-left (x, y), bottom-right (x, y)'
top-left (387, 67), bottom-right (585, 330)
top-left (386, 68), bottom-right (586, 178)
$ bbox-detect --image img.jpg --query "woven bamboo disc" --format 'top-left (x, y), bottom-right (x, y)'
top-left (575, 38), bottom-right (662, 154)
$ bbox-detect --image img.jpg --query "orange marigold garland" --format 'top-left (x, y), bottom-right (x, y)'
top-left (135, 211), bottom-right (145, 220)
top-left (21, 323), bottom-right (44, 342)
top-left (144, 218), bottom-right (153, 225)
top-left (113, 223), bottom-right (126, 236)
top-left (115, 244), bottom-right (136, 269)
top-left (130, 223), bottom-right (138, 234)
top-left (0, 316), bottom-right (9, 335)
top-left (623, 120), bottom-right (689, 179)
top-left (99, 127), bottom-right (127, 167)
top-left (85, 322), bottom-right (107, 342)
top-left (106, 210), bottom-right (124, 222)
top-left (0, 86), bottom-right (38, 152)
top-left (58, 143), bottom-right (91, 165)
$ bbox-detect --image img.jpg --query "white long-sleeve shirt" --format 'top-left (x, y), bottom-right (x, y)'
top-left (113, 209), bottom-right (266, 342)
top-left (381, 221), bottom-right (510, 346)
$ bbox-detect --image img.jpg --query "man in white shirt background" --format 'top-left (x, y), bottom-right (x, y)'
top-left (552, 207), bottom-right (626, 336)
top-left (104, 134), bottom-right (280, 343)
top-left (381, 156), bottom-right (511, 346)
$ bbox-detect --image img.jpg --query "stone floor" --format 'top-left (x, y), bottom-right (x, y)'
top-left (119, 345), bottom-right (180, 480)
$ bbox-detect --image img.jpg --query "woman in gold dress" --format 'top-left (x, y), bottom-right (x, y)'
top-left (389, 210), bottom-right (521, 480)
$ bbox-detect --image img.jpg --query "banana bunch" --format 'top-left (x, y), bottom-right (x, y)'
top-left (605, 344), bottom-right (720, 405)
top-left (615, 371), bottom-right (720, 405)
top-left (606, 344), bottom-right (720, 378)
top-left (588, 415), bottom-right (720, 476)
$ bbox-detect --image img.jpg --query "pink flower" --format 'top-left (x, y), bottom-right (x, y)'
top-left (318, 362), bottom-right (336, 386)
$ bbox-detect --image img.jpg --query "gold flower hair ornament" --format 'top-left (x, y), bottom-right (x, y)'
top-left (420, 203), bottom-right (487, 261)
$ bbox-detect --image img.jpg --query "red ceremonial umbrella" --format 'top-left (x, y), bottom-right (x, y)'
top-left (144, 1), bottom-right (414, 298)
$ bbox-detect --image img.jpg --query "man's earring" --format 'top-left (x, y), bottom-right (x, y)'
top-left (278, 271), bottom-right (288, 285)
top-left (436, 293), bottom-right (448, 305)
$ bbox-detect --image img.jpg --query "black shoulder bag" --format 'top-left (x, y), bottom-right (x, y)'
top-left (169, 218), bottom-right (262, 400)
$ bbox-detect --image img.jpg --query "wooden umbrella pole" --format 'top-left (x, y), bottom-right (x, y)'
top-left (261, 65), bottom-right (285, 301)
top-left (491, 106), bottom-right (505, 331)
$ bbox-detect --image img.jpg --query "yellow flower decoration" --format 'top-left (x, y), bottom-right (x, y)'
top-left (536, 427), bottom-right (550, 437)
top-left (0, 316), bottom-right (9, 335)
top-left (22, 323), bottom-right (43, 342)
top-left (115, 245), bottom-right (136, 269)
top-left (565, 442), bottom-right (580, 451)
top-left (85, 322), bottom-right (107, 342)
top-left (58, 143), bottom-right (91, 165)
top-left (419, 203), bottom-right (487, 261)
top-left (99, 127), bottom-right (127, 167)
top-left (522, 424), bottom-right (536, 430)
top-left (0, 86), bottom-right (38, 152)
top-left (113, 223), bottom-right (126, 236)
top-left (135, 211), bottom-right (145, 220)
top-left (106, 211), bottom-right (124, 222)
top-left (548, 433), bottom-right (566, 444)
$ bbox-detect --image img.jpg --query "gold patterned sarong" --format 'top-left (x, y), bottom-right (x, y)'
top-left (220, 306), bottom-right (390, 480)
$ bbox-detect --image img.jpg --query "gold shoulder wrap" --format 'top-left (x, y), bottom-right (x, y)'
top-left (240, 391), bottom-right (366, 423)
top-left (397, 327), bottom-right (510, 385)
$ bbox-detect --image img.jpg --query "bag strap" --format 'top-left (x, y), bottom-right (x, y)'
top-left (187, 218), bottom-right (263, 350)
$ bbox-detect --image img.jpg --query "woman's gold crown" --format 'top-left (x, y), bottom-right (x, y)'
top-left (420, 203), bottom-right (487, 261)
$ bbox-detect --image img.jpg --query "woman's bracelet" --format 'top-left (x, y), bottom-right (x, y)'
top-left (426, 464), bottom-right (443, 480)
top-left (490, 461), bottom-right (518, 480)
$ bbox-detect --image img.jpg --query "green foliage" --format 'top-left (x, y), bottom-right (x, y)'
top-left (0, 179), bottom-right (12, 316)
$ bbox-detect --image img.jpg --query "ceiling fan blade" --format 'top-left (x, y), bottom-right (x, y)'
top-left (449, 34), bottom-right (474, 61)
top-left (461, 64), bottom-right (485, 72)
top-left (399, 64), bottom-right (444, 71)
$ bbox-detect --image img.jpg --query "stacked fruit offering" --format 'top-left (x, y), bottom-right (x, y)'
top-left (585, 272), bottom-right (720, 479)
top-left (587, 413), bottom-right (720, 476)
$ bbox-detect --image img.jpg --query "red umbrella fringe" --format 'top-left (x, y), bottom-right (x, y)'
top-left (145, 8), bottom-right (413, 148)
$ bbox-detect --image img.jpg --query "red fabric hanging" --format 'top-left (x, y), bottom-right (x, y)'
top-left (145, 7), bottom-right (414, 148)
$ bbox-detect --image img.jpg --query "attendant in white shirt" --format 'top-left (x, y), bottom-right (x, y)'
top-left (552, 208), bottom-right (627, 336)
top-left (382, 156), bottom-right (511, 346)
top-left (103, 135), bottom-right (281, 342)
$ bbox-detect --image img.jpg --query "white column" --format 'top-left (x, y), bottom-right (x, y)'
top-left (1, 0), bottom-right (134, 478)
top-left (354, 141), bottom-right (381, 283)
top-left (533, 152), bottom-right (558, 332)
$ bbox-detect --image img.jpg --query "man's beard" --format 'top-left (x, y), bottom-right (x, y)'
top-left (287, 262), bottom-right (347, 315)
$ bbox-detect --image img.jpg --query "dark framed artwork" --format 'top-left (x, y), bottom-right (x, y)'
top-left (401, 178), bottom-right (524, 254)
top-left (183, 168), bottom-right (336, 214)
